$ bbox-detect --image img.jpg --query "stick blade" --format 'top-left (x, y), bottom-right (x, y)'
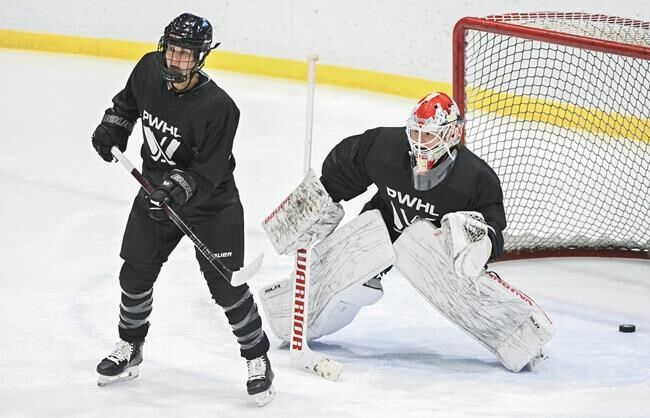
top-left (292, 350), bottom-right (343, 381)
top-left (313, 357), bottom-right (343, 381)
top-left (230, 252), bottom-right (264, 287)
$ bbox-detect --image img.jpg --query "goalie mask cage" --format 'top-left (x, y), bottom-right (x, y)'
top-left (453, 12), bottom-right (650, 260)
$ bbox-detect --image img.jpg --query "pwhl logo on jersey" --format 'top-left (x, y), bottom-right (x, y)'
top-left (386, 186), bottom-right (439, 233)
top-left (142, 109), bottom-right (182, 165)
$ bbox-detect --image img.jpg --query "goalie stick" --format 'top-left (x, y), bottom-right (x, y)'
top-left (289, 53), bottom-right (343, 381)
top-left (111, 146), bottom-right (263, 287)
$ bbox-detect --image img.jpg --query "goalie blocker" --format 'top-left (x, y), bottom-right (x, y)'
top-left (262, 169), bottom-right (344, 255)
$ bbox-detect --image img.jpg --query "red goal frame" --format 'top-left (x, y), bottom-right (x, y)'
top-left (452, 13), bottom-right (650, 260)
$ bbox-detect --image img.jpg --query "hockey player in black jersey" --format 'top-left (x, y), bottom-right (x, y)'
top-left (320, 91), bottom-right (506, 250)
top-left (261, 92), bottom-right (553, 372)
top-left (91, 13), bottom-right (274, 405)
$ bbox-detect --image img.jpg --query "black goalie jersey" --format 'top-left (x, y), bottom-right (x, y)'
top-left (320, 127), bottom-right (507, 259)
top-left (110, 52), bottom-right (240, 216)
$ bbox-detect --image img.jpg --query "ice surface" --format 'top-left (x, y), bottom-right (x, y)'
top-left (0, 49), bottom-right (648, 417)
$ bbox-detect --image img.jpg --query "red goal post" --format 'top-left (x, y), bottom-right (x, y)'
top-left (452, 12), bottom-right (650, 260)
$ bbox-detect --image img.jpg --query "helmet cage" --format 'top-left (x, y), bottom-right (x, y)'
top-left (405, 116), bottom-right (463, 169)
top-left (156, 13), bottom-right (220, 83)
top-left (404, 92), bottom-right (464, 191)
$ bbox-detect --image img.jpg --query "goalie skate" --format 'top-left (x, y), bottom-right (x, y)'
top-left (96, 340), bottom-right (143, 387)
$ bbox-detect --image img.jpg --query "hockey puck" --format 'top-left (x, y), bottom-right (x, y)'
top-left (619, 324), bottom-right (636, 333)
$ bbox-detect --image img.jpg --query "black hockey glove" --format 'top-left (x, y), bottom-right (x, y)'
top-left (91, 108), bottom-right (134, 162)
top-left (148, 169), bottom-right (197, 208)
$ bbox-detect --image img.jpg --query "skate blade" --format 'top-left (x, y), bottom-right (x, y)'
top-left (253, 385), bottom-right (275, 407)
top-left (97, 366), bottom-right (140, 387)
top-left (526, 351), bottom-right (549, 371)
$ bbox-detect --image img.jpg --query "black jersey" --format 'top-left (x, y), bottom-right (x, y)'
top-left (320, 127), bottom-right (507, 259)
top-left (110, 52), bottom-right (240, 216)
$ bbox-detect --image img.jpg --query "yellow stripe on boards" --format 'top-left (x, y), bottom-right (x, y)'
top-left (205, 51), bottom-right (448, 99)
top-left (466, 87), bottom-right (650, 144)
top-left (0, 28), bottom-right (446, 99)
top-left (0, 29), bottom-right (151, 60)
top-left (3, 28), bottom-right (645, 142)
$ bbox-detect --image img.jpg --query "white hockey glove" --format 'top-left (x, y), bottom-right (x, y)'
top-left (441, 211), bottom-right (492, 279)
top-left (262, 169), bottom-right (345, 255)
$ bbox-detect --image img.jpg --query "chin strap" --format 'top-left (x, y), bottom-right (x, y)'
top-left (168, 73), bottom-right (200, 93)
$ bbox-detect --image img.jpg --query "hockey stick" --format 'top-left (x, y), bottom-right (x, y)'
top-left (289, 54), bottom-right (343, 381)
top-left (111, 147), bottom-right (263, 287)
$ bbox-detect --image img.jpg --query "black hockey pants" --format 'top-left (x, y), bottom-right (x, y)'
top-left (115, 193), bottom-right (269, 360)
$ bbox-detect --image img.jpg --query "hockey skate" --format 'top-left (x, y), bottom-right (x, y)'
top-left (246, 354), bottom-right (275, 406)
top-left (96, 340), bottom-right (143, 387)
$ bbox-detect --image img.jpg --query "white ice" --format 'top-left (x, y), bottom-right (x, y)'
top-left (0, 49), bottom-right (649, 417)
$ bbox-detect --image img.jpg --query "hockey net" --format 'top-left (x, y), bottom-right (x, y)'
top-left (453, 12), bottom-right (650, 259)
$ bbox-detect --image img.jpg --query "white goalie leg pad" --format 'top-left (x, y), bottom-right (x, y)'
top-left (259, 276), bottom-right (384, 342)
top-left (259, 276), bottom-right (294, 342)
top-left (393, 219), bottom-right (554, 372)
top-left (478, 271), bottom-right (554, 371)
top-left (259, 209), bottom-right (393, 342)
top-left (309, 279), bottom-right (384, 340)
top-left (261, 169), bottom-right (344, 255)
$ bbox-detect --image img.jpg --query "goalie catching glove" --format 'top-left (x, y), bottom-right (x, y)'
top-left (262, 169), bottom-right (344, 254)
top-left (442, 211), bottom-right (492, 279)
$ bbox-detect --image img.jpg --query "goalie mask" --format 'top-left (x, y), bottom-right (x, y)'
top-left (405, 92), bottom-right (464, 191)
top-left (156, 13), bottom-right (220, 83)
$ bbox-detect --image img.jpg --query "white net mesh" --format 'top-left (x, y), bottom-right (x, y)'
top-left (458, 12), bottom-right (650, 257)
top-left (485, 12), bottom-right (650, 46)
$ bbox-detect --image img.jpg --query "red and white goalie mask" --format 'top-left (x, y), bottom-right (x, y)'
top-left (405, 92), bottom-right (464, 191)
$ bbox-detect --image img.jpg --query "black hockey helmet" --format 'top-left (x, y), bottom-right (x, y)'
top-left (156, 13), bottom-right (220, 82)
